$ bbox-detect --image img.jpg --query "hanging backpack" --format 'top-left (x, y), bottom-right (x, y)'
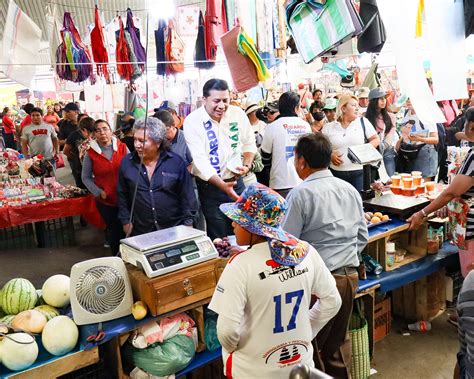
top-left (56, 12), bottom-right (94, 83)
top-left (115, 16), bottom-right (133, 81)
top-left (90, 5), bottom-right (110, 82)
top-left (167, 20), bottom-right (185, 74)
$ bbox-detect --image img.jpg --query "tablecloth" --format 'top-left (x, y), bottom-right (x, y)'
top-left (0, 195), bottom-right (105, 229)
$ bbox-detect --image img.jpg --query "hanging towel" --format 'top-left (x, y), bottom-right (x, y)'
top-left (221, 26), bottom-right (259, 92)
top-left (56, 12), bottom-right (94, 83)
top-left (237, 28), bottom-right (270, 82)
top-left (116, 16), bottom-right (133, 82)
top-left (155, 20), bottom-right (167, 76)
top-left (195, 11), bottom-right (215, 69)
top-left (204, 0), bottom-right (228, 62)
top-left (357, 0), bottom-right (387, 53)
top-left (90, 5), bottom-right (110, 82)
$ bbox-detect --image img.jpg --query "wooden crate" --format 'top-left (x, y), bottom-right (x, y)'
top-left (374, 297), bottom-right (391, 342)
top-left (392, 268), bottom-right (446, 321)
top-left (365, 223), bottom-right (428, 272)
top-left (127, 260), bottom-right (218, 317)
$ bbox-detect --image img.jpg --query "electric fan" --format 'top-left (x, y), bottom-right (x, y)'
top-left (70, 257), bottom-right (133, 325)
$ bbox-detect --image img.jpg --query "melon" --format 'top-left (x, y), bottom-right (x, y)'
top-left (0, 279), bottom-right (36, 315)
top-left (35, 290), bottom-right (46, 306)
top-left (0, 315), bottom-right (15, 325)
top-left (0, 333), bottom-right (38, 371)
top-left (42, 275), bottom-right (70, 308)
top-left (42, 316), bottom-right (78, 356)
top-left (12, 310), bottom-right (47, 333)
top-left (34, 305), bottom-right (60, 321)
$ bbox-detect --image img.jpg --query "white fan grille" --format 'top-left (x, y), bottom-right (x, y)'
top-left (75, 265), bottom-right (126, 314)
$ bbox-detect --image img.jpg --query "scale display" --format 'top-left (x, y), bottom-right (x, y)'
top-left (145, 240), bottom-right (201, 270)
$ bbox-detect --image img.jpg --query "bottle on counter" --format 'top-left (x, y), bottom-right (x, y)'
top-left (386, 242), bottom-right (396, 267)
top-left (427, 227), bottom-right (439, 254)
top-left (408, 321), bottom-right (432, 332)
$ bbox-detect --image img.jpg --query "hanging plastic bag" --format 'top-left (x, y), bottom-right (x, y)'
top-left (204, 309), bottom-right (221, 351)
top-left (55, 12), bottom-right (94, 83)
top-left (116, 16), bottom-right (133, 81)
top-left (123, 335), bottom-right (196, 377)
top-left (90, 5), bottom-right (110, 82)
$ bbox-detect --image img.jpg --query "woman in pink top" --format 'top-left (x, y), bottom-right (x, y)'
top-left (43, 105), bottom-right (60, 132)
top-left (365, 88), bottom-right (398, 176)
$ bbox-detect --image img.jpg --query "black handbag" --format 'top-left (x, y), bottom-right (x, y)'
top-left (399, 142), bottom-right (425, 161)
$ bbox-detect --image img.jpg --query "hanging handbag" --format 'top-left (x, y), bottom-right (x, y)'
top-left (349, 299), bottom-right (371, 379)
top-left (115, 16), bottom-right (133, 81)
top-left (55, 13), bottom-right (94, 83)
top-left (126, 8), bottom-right (146, 71)
top-left (90, 5), bottom-right (110, 82)
top-left (194, 11), bottom-right (215, 69)
top-left (167, 20), bottom-right (185, 74)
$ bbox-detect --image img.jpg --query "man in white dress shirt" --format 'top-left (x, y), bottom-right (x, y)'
top-left (183, 79), bottom-right (257, 239)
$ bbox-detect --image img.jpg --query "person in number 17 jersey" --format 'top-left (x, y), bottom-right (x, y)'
top-left (208, 183), bottom-right (341, 378)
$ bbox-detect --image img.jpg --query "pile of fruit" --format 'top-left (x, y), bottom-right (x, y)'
top-left (364, 211), bottom-right (390, 225)
top-left (213, 237), bottom-right (245, 258)
top-left (0, 275), bottom-right (79, 372)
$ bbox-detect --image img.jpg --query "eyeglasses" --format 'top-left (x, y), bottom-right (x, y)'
top-left (95, 127), bottom-right (110, 134)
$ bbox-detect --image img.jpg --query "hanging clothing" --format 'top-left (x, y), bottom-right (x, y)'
top-left (195, 11), bottom-right (215, 69)
top-left (357, 0), bottom-right (387, 53)
top-left (204, 0), bottom-right (228, 62)
top-left (155, 20), bottom-right (167, 76)
top-left (90, 5), bottom-right (110, 82)
top-left (125, 8), bottom-right (146, 71)
top-left (465, 0), bottom-right (474, 37)
top-left (115, 16), bottom-right (133, 82)
top-left (124, 30), bottom-right (143, 80)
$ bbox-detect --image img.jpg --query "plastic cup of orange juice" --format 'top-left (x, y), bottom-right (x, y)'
top-left (403, 177), bottom-right (413, 189)
top-left (425, 181), bottom-right (436, 192)
top-left (400, 173), bottom-right (411, 179)
top-left (391, 175), bottom-right (401, 186)
top-left (413, 175), bottom-right (422, 186)
top-left (390, 185), bottom-right (402, 195)
top-left (415, 184), bottom-right (425, 195)
top-left (411, 171), bottom-right (422, 177)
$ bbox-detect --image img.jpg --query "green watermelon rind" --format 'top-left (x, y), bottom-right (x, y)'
top-left (35, 290), bottom-right (46, 306)
top-left (0, 314), bottom-right (15, 325)
top-left (34, 305), bottom-right (60, 321)
top-left (0, 279), bottom-right (37, 315)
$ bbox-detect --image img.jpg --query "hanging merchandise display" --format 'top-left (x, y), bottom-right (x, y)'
top-left (237, 29), bottom-right (270, 82)
top-left (286, 0), bottom-right (363, 63)
top-left (273, 0), bottom-right (288, 58)
top-left (155, 20), bottom-right (168, 76)
top-left (56, 12), bottom-right (94, 84)
top-left (221, 26), bottom-right (259, 92)
top-left (115, 16), bottom-right (133, 82)
top-left (194, 11), bottom-right (215, 69)
top-left (90, 5), bottom-right (110, 83)
top-left (176, 5), bottom-right (200, 37)
top-left (357, 0), bottom-right (387, 53)
top-left (204, 0), bottom-right (228, 63)
top-left (361, 62), bottom-right (381, 89)
top-left (165, 20), bottom-right (185, 75)
top-left (125, 8), bottom-right (146, 73)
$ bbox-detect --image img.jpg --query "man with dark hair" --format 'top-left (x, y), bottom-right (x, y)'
top-left (57, 102), bottom-right (80, 146)
top-left (63, 116), bottom-right (95, 188)
top-left (283, 133), bottom-right (368, 378)
top-left (260, 91), bottom-right (312, 198)
top-left (21, 107), bottom-right (59, 163)
top-left (183, 78), bottom-right (257, 239)
top-left (313, 89), bottom-right (323, 102)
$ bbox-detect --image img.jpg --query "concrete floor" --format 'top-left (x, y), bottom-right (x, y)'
top-left (0, 165), bottom-right (460, 378)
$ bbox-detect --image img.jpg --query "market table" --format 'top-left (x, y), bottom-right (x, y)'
top-left (0, 195), bottom-right (104, 229)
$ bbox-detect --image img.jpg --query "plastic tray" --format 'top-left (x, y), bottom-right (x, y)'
top-left (367, 219), bottom-right (392, 229)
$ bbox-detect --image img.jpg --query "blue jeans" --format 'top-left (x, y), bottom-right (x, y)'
top-left (383, 146), bottom-right (397, 177)
top-left (196, 177), bottom-right (245, 240)
top-left (331, 169), bottom-right (364, 192)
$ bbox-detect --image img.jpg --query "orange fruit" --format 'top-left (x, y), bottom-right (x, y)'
top-left (371, 216), bottom-right (381, 224)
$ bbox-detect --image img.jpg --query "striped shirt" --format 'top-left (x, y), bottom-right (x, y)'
top-left (458, 148), bottom-right (474, 240)
top-left (458, 270), bottom-right (474, 378)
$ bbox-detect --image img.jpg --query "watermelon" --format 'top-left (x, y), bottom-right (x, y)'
top-left (35, 290), bottom-right (46, 306)
top-left (0, 315), bottom-right (15, 325)
top-left (0, 279), bottom-right (37, 315)
top-left (34, 305), bottom-right (59, 321)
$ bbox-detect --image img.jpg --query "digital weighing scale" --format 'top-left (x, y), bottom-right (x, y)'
top-left (120, 226), bottom-right (218, 278)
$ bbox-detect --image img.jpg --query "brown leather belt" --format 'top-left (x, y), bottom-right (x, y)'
top-left (331, 266), bottom-right (358, 276)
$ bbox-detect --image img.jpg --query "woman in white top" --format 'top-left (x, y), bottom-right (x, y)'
top-left (322, 94), bottom-right (380, 192)
top-left (365, 88), bottom-right (398, 176)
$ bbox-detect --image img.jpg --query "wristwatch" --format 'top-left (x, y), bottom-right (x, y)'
top-left (420, 209), bottom-right (428, 218)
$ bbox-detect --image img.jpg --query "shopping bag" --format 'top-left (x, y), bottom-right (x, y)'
top-left (287, 0), bottom-right (363, 63)
top-left (349, 299), bottom-right (371, 379)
